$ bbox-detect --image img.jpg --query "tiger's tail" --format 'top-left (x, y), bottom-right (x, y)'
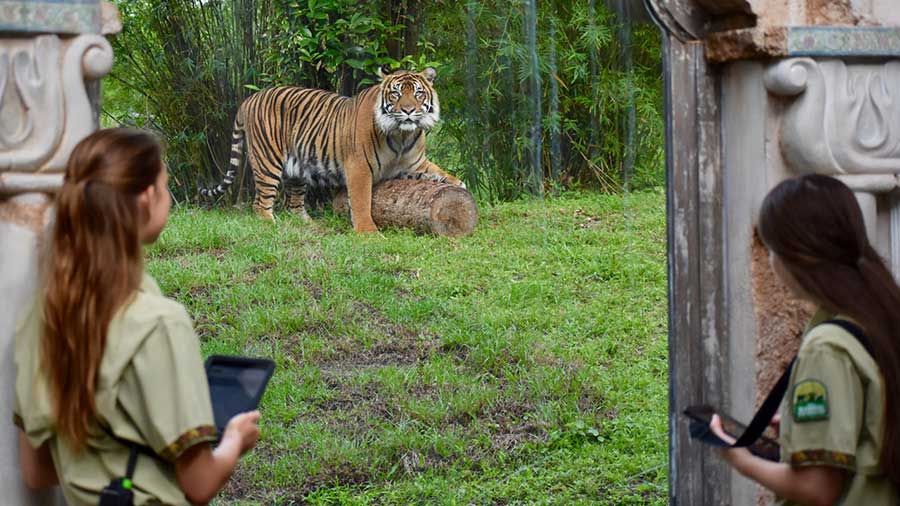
top-left (200, 109), bottom-right (245, 200)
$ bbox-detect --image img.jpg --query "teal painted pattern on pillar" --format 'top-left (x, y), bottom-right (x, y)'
top-left (0, 0), bottom-right (100, 34)
top-left (788, 27), bottom-right (900, 57)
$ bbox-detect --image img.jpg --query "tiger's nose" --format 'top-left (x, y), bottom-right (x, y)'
top-left (401, 107), bottom-right (416, 115)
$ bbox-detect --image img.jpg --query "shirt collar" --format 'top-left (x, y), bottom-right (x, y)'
top-left (139, 271), bottom-right (162, 296)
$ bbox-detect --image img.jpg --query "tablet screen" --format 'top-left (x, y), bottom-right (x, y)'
top-left (206, 356), bottom-right (275, 433)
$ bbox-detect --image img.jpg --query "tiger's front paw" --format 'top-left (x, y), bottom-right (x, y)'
top-left (289, 206), bottom-right (312, 222)
top-left (254, 207), bottom-right (276, 223)
top-left (353, 218), bottom-right (379, 233)
top-left (445, 175), bottom-right (465, 188)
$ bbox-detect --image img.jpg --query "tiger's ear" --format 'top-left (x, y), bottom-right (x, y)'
top-left (376, 65), bottom-right (391, 81)
top-left (421, 67), bottom-right (437, 83)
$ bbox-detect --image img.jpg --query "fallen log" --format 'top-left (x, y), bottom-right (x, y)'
top-left (332, 179), bottom-right (478, 237)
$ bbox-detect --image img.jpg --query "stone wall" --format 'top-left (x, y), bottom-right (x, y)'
top-left (649, 0), bottom-right (900, 504)
top-left (0, 1), bottom-right (119, 503)
top-left (0, 194), bottom-right (57, 505)
top-left (749, 0), bottom-right (900, 26)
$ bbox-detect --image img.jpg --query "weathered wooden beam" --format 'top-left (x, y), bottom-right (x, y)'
top-left (665, 35), bottom-right (730, 505)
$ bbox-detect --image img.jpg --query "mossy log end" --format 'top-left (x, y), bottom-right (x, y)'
top-left (332, 179), bottom-right (478, 237)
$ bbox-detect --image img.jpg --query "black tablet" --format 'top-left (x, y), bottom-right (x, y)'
top-left (205, 355), bottom-right (276, 434)
top-left (683, 404), bottom-right (781, 462)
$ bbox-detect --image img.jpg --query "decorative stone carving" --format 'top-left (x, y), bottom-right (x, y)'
top-left (0, 0), bottom-right (102, 35)
top-left (765, 58), bottom-right (900, 175)
top-left (0, 36), bottom-right (63, 173)
top-left (707, 26), bottom-right (900, 63)
top-left (0, 33), bottom-right (113, 195)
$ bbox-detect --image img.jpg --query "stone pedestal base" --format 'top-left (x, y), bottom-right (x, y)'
top-left (0, 193), bottom-right (64, 505)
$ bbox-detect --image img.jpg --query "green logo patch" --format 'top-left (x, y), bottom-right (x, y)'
top-left (793, 380), bottom-right (829, 422)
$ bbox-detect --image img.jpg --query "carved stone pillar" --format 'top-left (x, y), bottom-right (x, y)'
top-left (765, 58), bottom-right (900, 257)
top-left (647, 0), bottom-right (900, 505)
top-left (0, 1), bottom-right (119, 503)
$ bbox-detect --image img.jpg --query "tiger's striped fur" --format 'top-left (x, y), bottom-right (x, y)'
top-left (199, 68), bottom-right (462, 232)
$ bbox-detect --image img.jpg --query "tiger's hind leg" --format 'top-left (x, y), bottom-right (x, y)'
top-left (281, 155), bottom-right (311, 221)
top-left (248, 147), bottom-right (283, 222)
top-left (284, 178), bottom-right (311, 221)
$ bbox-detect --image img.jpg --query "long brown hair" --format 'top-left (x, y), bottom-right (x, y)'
top-left (758, 174), bottom-right (900, 486)
top-left (42, 128), bottom-right (162, 451)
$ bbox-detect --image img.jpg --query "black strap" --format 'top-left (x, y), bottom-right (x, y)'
top-left (822, 319), bottom-right (874, 355)
top-left (701, 318), bottom-right (873, 450)
top-left (735, 318), bottom-right (873, 447)
top-left (99, 424), bottom-right (165, 465)
top-left (124, 445), bottom-right (138, 481)
top-left (733, 354), bottom-right (795, 447)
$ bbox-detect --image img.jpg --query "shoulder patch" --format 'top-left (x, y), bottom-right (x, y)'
top-left (792, 380), bottom-right (829, 423)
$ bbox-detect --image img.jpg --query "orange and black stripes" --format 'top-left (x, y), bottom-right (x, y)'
top-left (199, 69), bottom-right (461, 225)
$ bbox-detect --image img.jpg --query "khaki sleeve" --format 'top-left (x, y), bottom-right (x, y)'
top-left (118, 308), bottom-right (218, 462)
top-left (781, 343), bottom-right (863, 471)
top-left (13, 301), bottom-right (54, 448)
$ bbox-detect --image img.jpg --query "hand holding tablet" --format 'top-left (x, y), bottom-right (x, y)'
top-left (205, 355), bottom-right (276, 436)
top-left (683, 404), bottom-right (781, 462)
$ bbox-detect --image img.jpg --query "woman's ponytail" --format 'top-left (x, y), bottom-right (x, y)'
top-left (41, 129), bottom-right (162, 452)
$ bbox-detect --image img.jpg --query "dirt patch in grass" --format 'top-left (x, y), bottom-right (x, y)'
top-left (302, 460), bottom-right (374, 494)
top-left (301, 301), bottom-right (436, 369)
top-left (221, 464), bottom-right (251, 499)
top-left (222, 297), bottom-right (608, 500)
top-left (300, 278), bottom-right (325, 301)
top-left (162, 245), bottom-right (230, 260)
top-left (352, 301), bottom-right (417, 339)
top-left (188, 284), bottom-right (211, 299)
top-left (243, 263), bottom-right (275, 282)
top-left (393, 286), bottom-right (419, 300)
top-left (167, 284), bottom-right (213, 306)
top-left (485, 398), bottom-right (549, 451)
top-left (221, 352), bottom-right (605, 501)
top-left (315, 375), bottom-right (395, 425)
top-left (334, 333), bottom-right (435, 368)
top-left (220, 445), bottom-right (376, 502)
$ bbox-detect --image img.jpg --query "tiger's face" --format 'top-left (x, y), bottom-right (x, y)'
top-left (375, 68), bottom-right (440, 134)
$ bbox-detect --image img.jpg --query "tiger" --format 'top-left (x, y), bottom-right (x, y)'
top-left (199, 67), bottom-right (463, 232)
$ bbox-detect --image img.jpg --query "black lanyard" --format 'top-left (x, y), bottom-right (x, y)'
top-left (97, 424), bottom-right (166, 505)
top-left (737, 319), bottom-right (871, 448)
top-left (685, 319), bottom-right (873, 460)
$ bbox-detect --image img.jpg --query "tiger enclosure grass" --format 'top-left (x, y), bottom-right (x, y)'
top-left (146, 189), bottom-right (668, 505)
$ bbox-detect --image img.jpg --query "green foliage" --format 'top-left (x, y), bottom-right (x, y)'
top-left (103, 0), bottom-right (664, 203)
top-left (105, 0), bottom-right (412, 202)
top-left (145, 191), bottom-right (668, 504)
top-left (425, 1), bottom-right (664, 200)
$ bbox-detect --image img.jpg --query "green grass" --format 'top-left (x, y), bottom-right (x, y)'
top-left (146, 189), bottom-right (669, 505)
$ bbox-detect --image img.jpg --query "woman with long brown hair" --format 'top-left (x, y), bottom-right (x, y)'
top-left (711, 174), bottom-right (900, 505)
top-left (14, 128), bottom-right (260, 505)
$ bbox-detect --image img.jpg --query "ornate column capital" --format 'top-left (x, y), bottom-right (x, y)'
top-left (0, 33), bottom-right (114, 196)
top-left (765, 57), bottom-right (900, 177)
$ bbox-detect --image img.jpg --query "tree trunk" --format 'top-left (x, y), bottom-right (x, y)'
top-left (332, 180), bottom-right (478, 237)
top-left (404, 0), bottom-right (420, 58)
top-left (385, 0), bottom-right (403, 59)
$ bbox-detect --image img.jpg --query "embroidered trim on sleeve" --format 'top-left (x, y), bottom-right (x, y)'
top-left (159, 425), bottom-right (218, 462)
top-left (789, 449), bottom-right (856, 470)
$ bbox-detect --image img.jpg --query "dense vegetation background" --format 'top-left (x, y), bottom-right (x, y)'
top-left (103, 0), bottom-right (664, 204)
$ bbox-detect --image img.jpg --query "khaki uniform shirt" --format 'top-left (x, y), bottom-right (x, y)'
top-left (14, 273), bottom-right (218, 506)
top-left (776, 310), bottom-right (898, 506)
